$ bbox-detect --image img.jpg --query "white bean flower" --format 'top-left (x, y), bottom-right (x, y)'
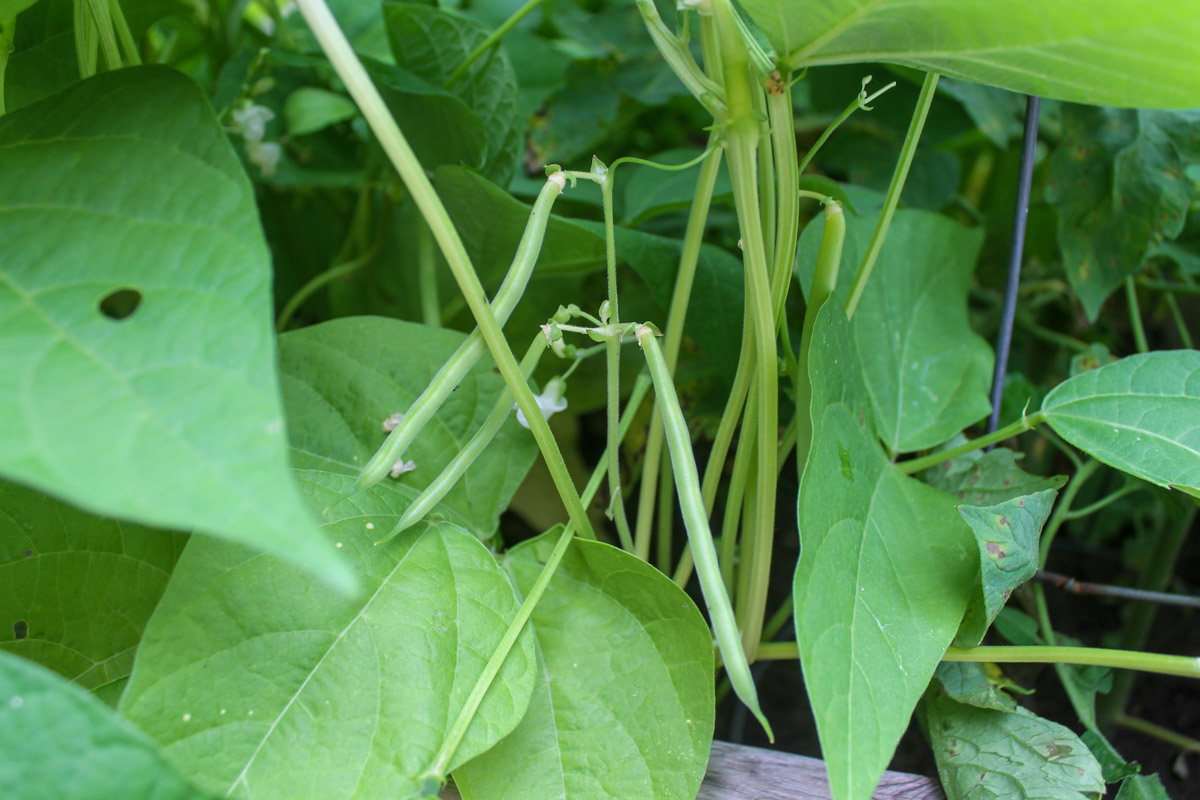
top-left (515, 376), bottom-right (568, 429)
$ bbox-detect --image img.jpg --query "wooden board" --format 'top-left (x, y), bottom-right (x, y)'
top-left (440, 739), bottom-right (945, 799)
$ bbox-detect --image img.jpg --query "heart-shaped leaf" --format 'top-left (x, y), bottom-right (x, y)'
top-left (454, 530), bottom-right (715, 800)
top-left (0, 66), bottom-right (352, 590)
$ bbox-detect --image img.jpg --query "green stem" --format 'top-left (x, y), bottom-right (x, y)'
top-left (633, 143), bottom-right (724, 560)
top-left (295, 0), bottom-right (595, 541)
top-left (635, 0), bottom-right (724, 115)
top-left (796, 76), bottom-right (896, 177)
top-left (1114, 713), bottom-right (1200, 753)
top-left (417, 217), bottom-right (440, 327)
top-left (0, 15), bottom-right (14, 117)
top-left (1163, 291), bottom-right (1194, 348)
top-left (898, 411), bottom-right (1045, 476)
top-left (445, 0), bottom-right (544, 87)
top-left (380, 334), bottom-right (548, 543)
top-left (844, 71), bottom-right (940, 320)
top-left (1125, 276), bottom-right (1149, 354)
top-left (766, 82), bottom-right (800, 330)
top-left (794, 201), bottom-right (845, 471)
top-left (352, 175), bottom-right (563, 493)
top-left (424, 521), bottom-right (576, 784)
top-left (637, 325), bottom-right (772, 741)
top-left (73, 0), bottom-right (99, 78)
top-left (276, 249), bottom-right (377, 333)
top-left (1137, 278), bottom-right (1200, 296)
top-left (720, 387), bottom-right (757, 593)
top-left (753, 642), bottom-right (1200, 678)
top-left (85, 0), bottom-right (121, 69)
top-left (1097, 505), bottom-right (1196, 728)
top-left (107, 0), bottom-right (140, 65)
top-left (714, 0), bottom-right (777, 662)
top-left (1039, 459), bottom-right (1099, 566)
top-left (655, 461), bottom-right (675, 572)
top-left (1061, 480), bottom-right (1143, 520)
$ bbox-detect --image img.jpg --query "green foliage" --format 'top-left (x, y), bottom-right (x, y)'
top-left (925, 681), bottom-right (1105, 800)
top-left (0, 651), bottom-right (209, 799)
top-left (794, 301), bottom-right (976, 800)
top-left (797, 209), bottom-right (993, 452)
top-left (1041, 351), bottom-right (1200, 495)
top-left (455, 529), bottom-right (714, 800)
top-left (739, 0), bottom-right (1200, 108)
top-left (0, 479), bottom-right (187, 705)
top-left (1046, 106), bottom-right (1200, 319)
top-left (0, 66), bottom-right (353, 591)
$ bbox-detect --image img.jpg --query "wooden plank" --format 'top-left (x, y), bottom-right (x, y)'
top-left (439, 739), bottom-right (944, 800)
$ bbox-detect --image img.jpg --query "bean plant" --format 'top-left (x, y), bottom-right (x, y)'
top-left (1, 1), bottom-right (1199, 799)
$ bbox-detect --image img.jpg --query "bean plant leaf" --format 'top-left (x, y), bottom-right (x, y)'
top-left (797, 209), bottom-right (993, 453)
top-left (922, 446), bottom-right (1067, 506)
top-left (933, 662), bottom-right (1019, 714)
top-left (739, 0), bottom-right (1200, 109)
top-left (278, 317), bottom-right (538, 537)
top-left (795, 300), bottom-right (976, 800)
top-left (925, 687), bottom-right (1105, 800)
top-left (0, 66), bottom-right (354, 590)
top-left (1115, 774), bottom-right (1172, 800)
top-left (120, 479), bottom-right (536, 799)
top-left (1040, 351), bottom-right (1200, 497)
top-left (0, 651), bottom-right (210, 800)
top-left (284, 87), bottom-right (358, 137)
top-left (0, 480), bottom-right (188, 707)
top-left (454, 530), bottom-right (715, 800)
top-left (1046, 106), bottom-right (1200, 319)
top-left (954, 489), bottom-right (1058, 647)
top-left (383, 1), bottom-right (521, 185)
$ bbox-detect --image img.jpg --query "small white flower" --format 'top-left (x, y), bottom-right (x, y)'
top-left (515, 377), bottom-right (568, 429)
top-left (382, 412), bottom-right (405, 433)
top-left (389, 459), bottom-right (417, 479)
top-left (232, 103), bottom-right (275, 142)
top-left (677, 0), bottom-right (712, 12)
top-left (245, 140), bottom-right (281, 177)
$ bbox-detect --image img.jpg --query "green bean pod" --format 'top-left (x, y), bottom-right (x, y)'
top-left (636, 324), bottom-right (773, 741)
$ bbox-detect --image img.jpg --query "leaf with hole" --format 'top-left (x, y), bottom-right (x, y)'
top-left (1040, 351), bottom-right (1200, 496)
top-left (0, 479), bottom-right (188, 707)
top-left (454, 529), bottom-right (715, 800)
top-left (795, 300), bottom-right (976, 800)
top-left (739, 0), bottom-right (1200, 108)
top-left (0, 651), bottom-right (210, 799)
top-left (0, 66), bottom-right (353, 590)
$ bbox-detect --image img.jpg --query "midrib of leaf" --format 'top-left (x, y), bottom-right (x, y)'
top-left (224, 528), bottom-right (432, 797)
top-left (1046, 417), bottom-right (1200, 460)
top-left (0, 271), bottom-right (293, 534)
top-left (788, 0), bottom-right (884, 64)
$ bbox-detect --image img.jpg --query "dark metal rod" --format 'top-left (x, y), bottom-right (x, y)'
top-left (987, 95), bottom-right (1042, 437)
top-left (1035, 569), bottom-right (1200, 610)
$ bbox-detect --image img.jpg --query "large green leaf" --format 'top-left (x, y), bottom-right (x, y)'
top-left (0, 66), bottom-right (353, 589)
top-left (1, 0), bottom-right (76, 112)
top-left (1046, 106), bottom-right (1200, 319)
top-left (383, 2), bottom-right (521, 184)
top-left (0, 651), bottom-right (209, 799)
top-left (925, 685), bottom-right (1105, 800)
top-left (954, 489), bottom-right (1058, 647)
top-left (454, 530), bottom-right (714, 800)
top-left (278, 317), bottom-right (538, 537)
top-left (1040, 351), bottom-right (1200, 496)
top-left (0, 480), bottom-right (187, 706)
top-left (119, 482), bottom-right (536, 799)
top-left (795, 300), bottom-right (976, 800)
top-left (797, 209), bottom-right (992, 453)
top-left (740, 0), bottom-right (1200, 109)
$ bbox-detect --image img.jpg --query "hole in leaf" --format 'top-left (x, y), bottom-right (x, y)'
top-left (13, 621), bottom-right (27, 640)
top-left (99, 288), bottom-right (143, 321)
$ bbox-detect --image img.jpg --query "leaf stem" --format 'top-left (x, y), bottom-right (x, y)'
top-left (1114, 713), bottom-right (1200, 754)
top-left (637, 324), bottom-right (772, 741)
top-left (295, 0), bottom-right (595, 540)
top-left (898, 411), bottom-right (1045, 475)
top-left (844, 71), bottom-right (939, 320)
top-left (107, 0), bottom-right (140, 65)
top-left (753, 641), bottom-right (1200, 679)
top-left (1125, 276), bottom-right (1149, 354)
top-left (633, 142), bottom-right (724, 560)
top-left (417, 217), bottom-right (440, 327)
top-left (445, 0), bottom-right (544, 87)
top-left (796, 75), bottom-right (896, 178)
